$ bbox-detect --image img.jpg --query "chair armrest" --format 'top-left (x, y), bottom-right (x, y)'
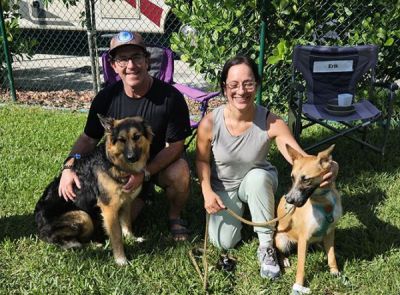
top-left (173, 83), bottom-right (220, 103)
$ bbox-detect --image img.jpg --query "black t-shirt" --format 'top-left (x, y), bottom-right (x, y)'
top-left (84, 78), bottom-right (191, 159)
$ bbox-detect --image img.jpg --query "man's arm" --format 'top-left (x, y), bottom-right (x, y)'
top-left (121, 139), bottom-right (185, 193)
top-left (58, 133), bottom-right (100, 201)
top-left (146, 140), bottom-right (185, 177)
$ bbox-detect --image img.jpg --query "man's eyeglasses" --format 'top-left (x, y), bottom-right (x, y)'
top-left (225, 81), bottom-right (257, 91)
top-left (113, 54), bottom-right (146, 67)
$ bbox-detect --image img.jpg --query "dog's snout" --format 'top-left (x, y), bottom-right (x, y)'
top-left (126, 153), bottom-right (138, 162)
top-left (124, 148), bottom-right (138, 162)
top-left (285, 188), bottom-right (308, 208)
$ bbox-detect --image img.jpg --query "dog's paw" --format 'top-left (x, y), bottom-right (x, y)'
top-left (330, 268), bottom-right (341, 276)
top-left (61, 240), bottom-right (82, 249)
top-left (115, 256), bottom-right (128, 266)
top-left (122, 228), bottom-right (134, 239)
top-left (134, 236), bottom-right (146, 243)
top-left (283, 257), bottom-right (291, 268)
top-left (292, 283), bottom-right (311, 294)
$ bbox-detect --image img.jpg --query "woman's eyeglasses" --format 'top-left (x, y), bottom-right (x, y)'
top-left (225, 81), bottom-right (257, 91)
top-left (113, 54), bottom-right (146, 67)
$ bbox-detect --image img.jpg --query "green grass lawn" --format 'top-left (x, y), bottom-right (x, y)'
top-left (1, 104), bottom-right (399, 294)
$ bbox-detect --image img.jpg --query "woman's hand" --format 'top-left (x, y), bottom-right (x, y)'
top-left (58, 169), bottom-right (81, 201)
top-left (320, 161), bottom-right (339, 188)
top-left (204, 190), bottom-right (225, 214)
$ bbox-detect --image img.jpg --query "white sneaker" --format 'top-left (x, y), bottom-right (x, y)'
top-left (257, 246), bottom-right (281, 279)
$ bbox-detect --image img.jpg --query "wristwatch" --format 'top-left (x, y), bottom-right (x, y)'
top-left (142, 168), bottom-right (151, 182)
top-left (63, 153), bottom-right (81, 164)
top-left (62, 153), bottom-right (81, 170)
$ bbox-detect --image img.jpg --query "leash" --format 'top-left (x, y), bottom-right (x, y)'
top-left (189, 201), bottom-right (296, 292)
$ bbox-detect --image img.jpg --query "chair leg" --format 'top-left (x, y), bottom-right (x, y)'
top-left (361, 126), bottom-right (367, 150)
top-left (288, 106), bottom-right (301, 141)
top-left (288, 107), bottom-right (297, 135)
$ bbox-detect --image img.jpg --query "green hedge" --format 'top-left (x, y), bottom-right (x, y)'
top-left (166, 0), bottom-right (399, 112)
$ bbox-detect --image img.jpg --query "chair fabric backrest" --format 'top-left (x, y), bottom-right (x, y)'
top-left (293, 45), bottom-right (378, 104)
top-left (101, 45), bottom-right (174, 86)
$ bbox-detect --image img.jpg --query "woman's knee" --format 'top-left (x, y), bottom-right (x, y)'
top-left (210, 230), bottom-right (241, 250)
top-left (208, 215), bottom-right (242, 250)
top-left (242, 169), bottom-right (277, 194)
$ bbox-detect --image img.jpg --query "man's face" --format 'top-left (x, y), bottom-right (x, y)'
top-left (111, 46), bottom-right (149, 89)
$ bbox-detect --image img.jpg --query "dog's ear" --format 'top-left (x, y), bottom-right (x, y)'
top-left (98, 114), bottom-right (114, 133)
top-left (141, 119), bottom-right (154, 142)
top-left (286, 144), bottom-right (303, 162)
top-left (317, 144), bottom-right (335, 170)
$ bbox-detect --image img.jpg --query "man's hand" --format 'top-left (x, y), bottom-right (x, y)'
top-left (204, 191), bottom-right (225, 214)
top-left (320, 161), bottom-right (339, 188)
top-left (58, 169), bottom-right (81, 201)
top-left (122, 172), bottom-right (144, 193)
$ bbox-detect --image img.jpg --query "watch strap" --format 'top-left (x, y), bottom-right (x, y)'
top-left (142, 168), bottom-right (151, 182)
top-left (63, 153), bottom-right (81, 164)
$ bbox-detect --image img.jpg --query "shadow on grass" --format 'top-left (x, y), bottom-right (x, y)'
top-left (336, 186), bottom-right (400, 261)
top-left (0, 213), bottom-right (37, 241)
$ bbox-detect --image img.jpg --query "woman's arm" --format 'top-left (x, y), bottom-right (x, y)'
top-left (196, 113), bottom-right (225, 213)
top-left (266, 112), bottom-right (339, 186)
top-left (266, 112), bottom-right (306, 164)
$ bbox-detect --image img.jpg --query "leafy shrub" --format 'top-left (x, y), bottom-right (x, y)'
top-left (166, 0), bottom-right (399, 112)
top-left (165, 0), bottom-right (260, 89)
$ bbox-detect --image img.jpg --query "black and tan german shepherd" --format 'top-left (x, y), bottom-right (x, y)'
top-left (34, 115), bottom-right (153, 265)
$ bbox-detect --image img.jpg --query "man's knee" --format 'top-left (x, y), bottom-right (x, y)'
top-left (159, 158), bottom-right (190, 192)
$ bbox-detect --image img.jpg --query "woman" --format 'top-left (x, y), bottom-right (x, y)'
top-left (196, 55), bottom-right (337, 279)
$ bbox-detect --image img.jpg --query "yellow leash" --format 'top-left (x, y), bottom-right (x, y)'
top-left (189, 203), bottom-right (295, 292)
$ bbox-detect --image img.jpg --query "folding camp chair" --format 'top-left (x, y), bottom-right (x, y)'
top-left (288, 45), bottom-right (398, 156)
top-left (101, 45), bottom-right (220, 148)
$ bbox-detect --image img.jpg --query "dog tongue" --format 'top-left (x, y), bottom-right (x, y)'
top-left (122, 175), bottom-right (136, 192)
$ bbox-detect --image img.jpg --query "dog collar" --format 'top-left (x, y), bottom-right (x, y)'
top-left (313, 188), bottom-right (331, 197)
top-left (313, 199), bottom-right (336, 237)
top-left (314, 202), bottom-right (335, 222)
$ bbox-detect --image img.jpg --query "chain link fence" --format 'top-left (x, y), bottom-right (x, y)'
top-left (1, 0), bottom-right (202, 101)
top-left (1, 0), bottom-right (399, 109)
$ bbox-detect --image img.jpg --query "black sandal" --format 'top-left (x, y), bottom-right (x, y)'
top-left (169, 218), bottom-right (190, 241)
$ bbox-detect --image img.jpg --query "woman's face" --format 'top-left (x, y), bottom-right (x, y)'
top-left (224, 63), bottom-right (257, 111)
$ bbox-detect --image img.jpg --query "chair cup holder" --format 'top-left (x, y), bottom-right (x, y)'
top-left (325, 99), bottom-right (356, 115)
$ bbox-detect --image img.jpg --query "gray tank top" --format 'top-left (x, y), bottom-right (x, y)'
top-left (210, 104), bottom-right (277, 191)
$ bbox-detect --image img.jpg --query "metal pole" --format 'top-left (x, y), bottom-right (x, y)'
top-left (256, 0), bottom-right (267, 105)
top-left (85, 0), bottom-right (99, 94)
top-left (0, 2), bottom-right (16, 102)
top-left (90, 0), bottom-right (101, 90)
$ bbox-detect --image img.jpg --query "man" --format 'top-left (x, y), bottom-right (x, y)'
top-left (58, 31), bottom-right (192, 241)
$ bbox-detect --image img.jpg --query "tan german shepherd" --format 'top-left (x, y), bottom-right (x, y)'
top-left (275, 144), bottom-right (342, 294)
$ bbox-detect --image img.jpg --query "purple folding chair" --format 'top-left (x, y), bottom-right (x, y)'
top-left (288, 45), bottom-right (398, 156)
top-left (101, 45), bottom-right (219, 148)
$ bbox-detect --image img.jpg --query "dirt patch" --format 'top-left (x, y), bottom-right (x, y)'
top-left (0, 89), bottom-right (224, 114)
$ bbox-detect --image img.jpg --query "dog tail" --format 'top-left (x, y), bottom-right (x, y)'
top-left (38, 210), bottom-right (94, 248)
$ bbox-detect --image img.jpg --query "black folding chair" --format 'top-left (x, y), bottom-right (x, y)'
top-left (288, 45), bottom-right (398, 156)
